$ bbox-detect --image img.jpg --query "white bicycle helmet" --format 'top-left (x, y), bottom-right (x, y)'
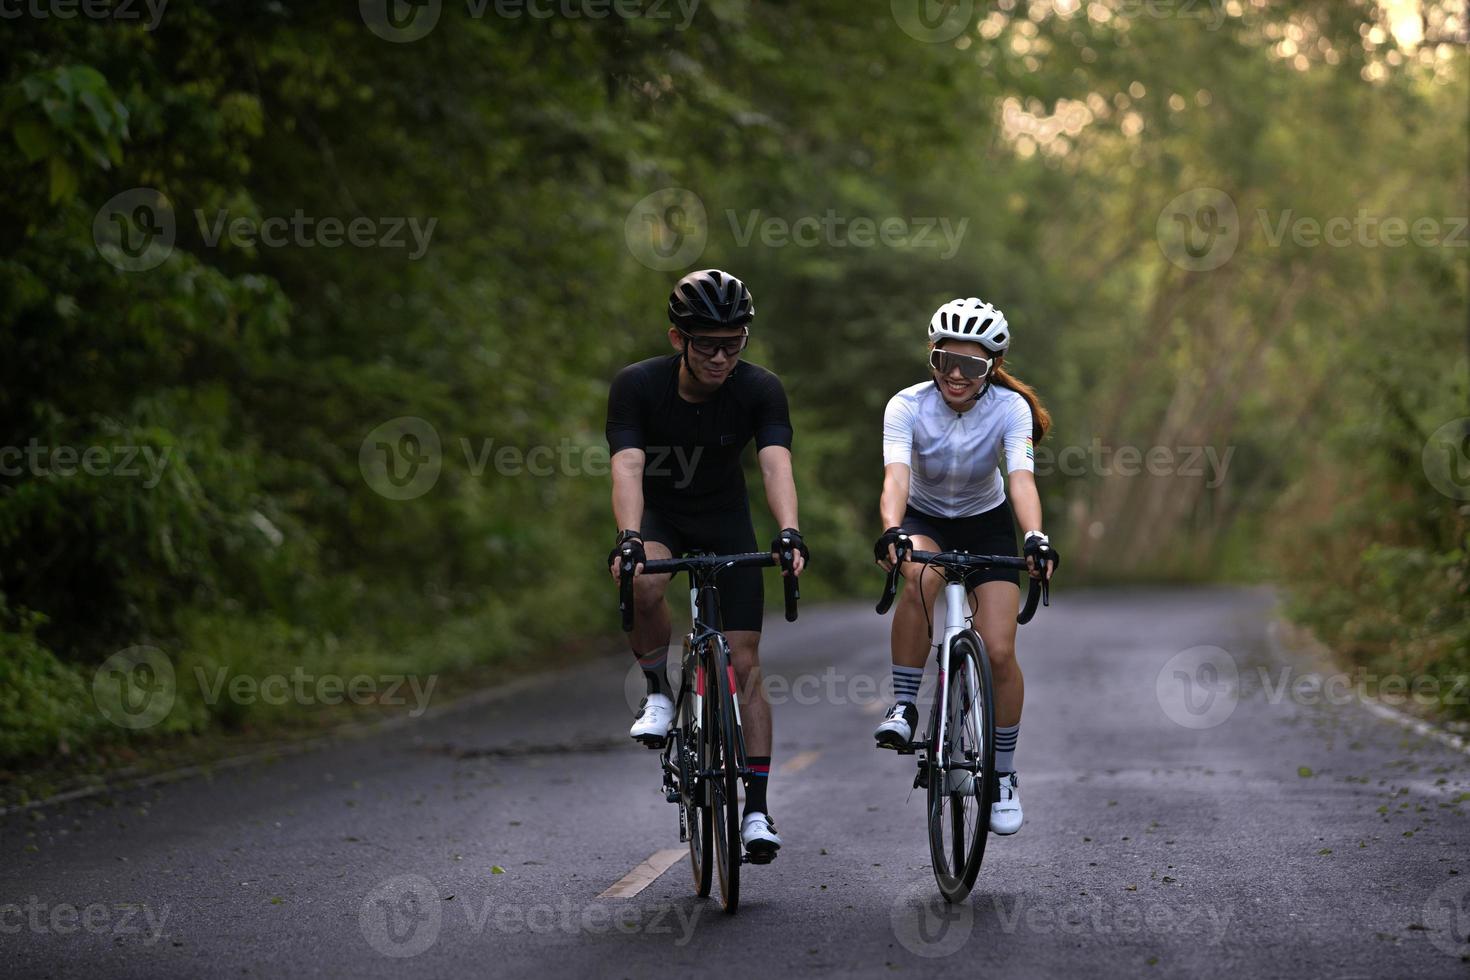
top-left (927, 297), bottom-right (1010, 353)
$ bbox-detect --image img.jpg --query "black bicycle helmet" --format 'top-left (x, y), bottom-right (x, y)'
top-left (667, 269), bottom-right (755, 331)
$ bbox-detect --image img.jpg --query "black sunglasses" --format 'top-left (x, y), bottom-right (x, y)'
top-left (678, 328), bottom-right (749, 357)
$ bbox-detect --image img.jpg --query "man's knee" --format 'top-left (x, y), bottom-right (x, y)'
top-left (726, 633), bottom-right (760, 669)
top-left (632, 575), bottom-right (668, 613)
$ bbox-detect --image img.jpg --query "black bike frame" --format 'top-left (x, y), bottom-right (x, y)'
top-left (618, 548), bottom-right (798, 787)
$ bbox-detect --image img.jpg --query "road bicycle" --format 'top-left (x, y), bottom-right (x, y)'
top-left (875, 547), bottom-right (1047, 903)
top-left (617, 545), bottom-right (799, 914)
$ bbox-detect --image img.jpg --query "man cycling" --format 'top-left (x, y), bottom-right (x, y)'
top-left (873, 297), bottom-right (1059, 836)
top-left (606, 268), bottom-right (808, 864)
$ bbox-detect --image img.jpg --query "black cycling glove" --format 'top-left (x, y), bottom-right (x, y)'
top-left (773, 527), bottom-right (809, 567)
top-left (874, 526), bottom-right (912, 564)
top-left (1022, 531), bottom-right (1061, 576)
top-left (608, 529), bottom-right (645, 572)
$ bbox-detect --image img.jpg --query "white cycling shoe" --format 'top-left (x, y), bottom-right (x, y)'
top-left (740, 811), bottom-right (782, 864)
top-left (874, 702), bottom-right (918, 750)
top-left (990, 772), bottom-right (1023, 835)
top-left (629, 693), bottom-right (674, 748)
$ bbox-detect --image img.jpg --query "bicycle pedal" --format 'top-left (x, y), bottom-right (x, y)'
top-left (664, 790), bottom-right (680, 803)
top-left (634, 735), bottom-right (667, 750)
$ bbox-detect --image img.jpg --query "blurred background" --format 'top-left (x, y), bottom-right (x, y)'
top-left (1, 0), bottom-right (1465, 775)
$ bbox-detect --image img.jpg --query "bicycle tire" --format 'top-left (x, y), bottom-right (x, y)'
top-left (680, 671), bottom-right (712, 897)
top-left (708, 637), bottom-right (742, 913)
top-left (926, 630), bottom-right (997, 902)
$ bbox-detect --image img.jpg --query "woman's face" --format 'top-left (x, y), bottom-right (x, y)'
top-left (930, 339), bottom-right (995, 407)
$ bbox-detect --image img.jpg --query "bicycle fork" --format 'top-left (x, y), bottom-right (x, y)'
top-left (917, 580), bottom-right (974, 792)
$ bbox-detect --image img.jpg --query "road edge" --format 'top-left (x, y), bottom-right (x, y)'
top-left (0, 664), bottom-right (578, 818)
top-left (1265, 614), bottom-right (1470, 759)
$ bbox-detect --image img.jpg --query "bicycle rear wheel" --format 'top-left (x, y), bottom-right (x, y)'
top-left (926, 630), bottom-right (997, 903)
top-left (707, 637), bottom-right (742, 913)
top-left (680, 674), bottom-right (712, 897)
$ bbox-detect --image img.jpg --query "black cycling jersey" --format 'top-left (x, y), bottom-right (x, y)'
top-left (605, 354), bottom-right (793, 513)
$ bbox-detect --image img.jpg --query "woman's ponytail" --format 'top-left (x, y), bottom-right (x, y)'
top-left (991, 362), bottom-right (1051, 442)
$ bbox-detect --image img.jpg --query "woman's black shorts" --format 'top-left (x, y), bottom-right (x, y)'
top-left (639, 505), bottom-right (765, 632)
top-left (902, 500), bottom-right (1021, 589)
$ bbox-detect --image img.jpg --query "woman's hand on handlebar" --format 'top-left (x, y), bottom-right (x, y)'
top-left (873, 527), bottom-right (911, 572)
top-left (1022, 531), bottom-right (1060, 581)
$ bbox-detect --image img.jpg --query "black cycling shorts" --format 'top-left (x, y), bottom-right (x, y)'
top-left (639, 505), bottom-right (765, 632)
top-left (902, 500), bottom-right (1021, 589)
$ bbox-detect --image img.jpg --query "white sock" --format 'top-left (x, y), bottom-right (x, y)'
top-left (995, 723), bottom-right (1019, 773)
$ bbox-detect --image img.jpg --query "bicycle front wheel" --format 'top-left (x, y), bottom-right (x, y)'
top-left (926, 630), bottom-right (997, 903)
top-left (707, 638), bottom-right (742, 913)
top-left (681, 675), bottom-right (712, 897)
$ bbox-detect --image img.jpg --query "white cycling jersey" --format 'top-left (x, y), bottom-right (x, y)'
top-left (882, 381), bottom-right (1035, 518)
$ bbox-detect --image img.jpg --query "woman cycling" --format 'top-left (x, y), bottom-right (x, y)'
top-left (872, 297), bottom-right (1059, 836)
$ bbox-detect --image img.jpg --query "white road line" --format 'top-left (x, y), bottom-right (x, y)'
top-left (598, 848), bottom-right (686, 899)
top-left (780, 749), bottom-right (822, 773)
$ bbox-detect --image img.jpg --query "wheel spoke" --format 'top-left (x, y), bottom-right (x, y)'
top-left (927, 634), bottom-right (996, 902)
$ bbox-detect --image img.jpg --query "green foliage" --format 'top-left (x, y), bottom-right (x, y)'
top-left (0, 605), bottom-right (100, 760)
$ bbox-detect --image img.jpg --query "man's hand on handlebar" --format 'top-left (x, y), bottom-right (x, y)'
top-left (608, 529), bottom-right (645, 582)
top-left (772, 527), bottom-right (808, 577)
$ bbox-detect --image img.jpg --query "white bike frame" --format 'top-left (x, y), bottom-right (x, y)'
top-left (931, 579), bottom-right (982, 789)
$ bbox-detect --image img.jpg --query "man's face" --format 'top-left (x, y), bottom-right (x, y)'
top-left (669, 326), bottom-right (748, 387)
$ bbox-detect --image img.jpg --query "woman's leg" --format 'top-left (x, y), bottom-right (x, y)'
top-left (974, 580), bottom-right (1023, 728)
top-left (891, 534), bottom-right (946, 670)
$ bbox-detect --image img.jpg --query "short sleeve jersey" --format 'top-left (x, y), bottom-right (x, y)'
top-left (606, 355), bottom-right (793, 513)
top-left (881, 381), bottom-right (1035, 518)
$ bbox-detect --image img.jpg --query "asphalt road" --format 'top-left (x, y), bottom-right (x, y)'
top-left (3, 588), bottom-right (1468, 978)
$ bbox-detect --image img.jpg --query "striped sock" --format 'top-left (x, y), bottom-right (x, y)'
top-left (743, 756), bottom-right (771, 815)
top-left (892, 665), bottom-right (924, 705)
top-left (636, 648), bottom-right (671, 698)
top-left (994, 723), bottom-right (1020, 774)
